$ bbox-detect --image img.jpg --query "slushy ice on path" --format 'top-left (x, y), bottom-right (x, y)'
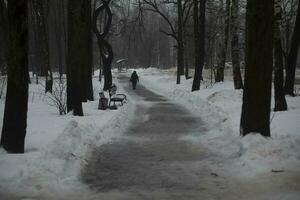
top-left (81, 78), bottom-right (215, 198)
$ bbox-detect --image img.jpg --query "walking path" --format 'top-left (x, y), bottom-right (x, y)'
top-left (81, 77), bottom-right (226, 199)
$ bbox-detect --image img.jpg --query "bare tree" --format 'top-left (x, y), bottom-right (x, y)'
top-left (274, 0), bottom-right (288, 111)
top-left (192, 0), bottom-right (206, 91)
top-left (240, 0), bottom-right (274, 137)
top-left (1, 0), bottom-right (29, 153)
top-left (231, 0), bottom-right (243, 89)
top-left (284, 0), bottom-right (300, 96)
top-left (93, 0), bottom-right (114, 91)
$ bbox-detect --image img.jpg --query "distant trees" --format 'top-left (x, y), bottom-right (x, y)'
top-left (284, 0), bottom-right (300, 96)
top-left (240, 0), bottom-right (274, 137)
top-left (141, 0), bottom-right (193, 84)
top-left (1, 0), bottom-right (29, 153)
top-left (274, 0), bottom-right (288, 111)
top-left (0, 0), bottom-right (8, 74)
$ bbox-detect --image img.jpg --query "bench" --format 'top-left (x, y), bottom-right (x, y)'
top-left (108, 84), bottom-right (127, 107)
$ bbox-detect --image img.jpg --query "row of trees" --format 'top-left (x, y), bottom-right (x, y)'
top-left (0, 0), bottom-right (299, 152)
top-left (0, 0), bottom-right (113, 153)
top-left (126, 0), bottom-right (299, 137)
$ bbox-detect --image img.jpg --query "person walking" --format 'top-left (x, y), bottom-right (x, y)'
top-left (130, 71), bottom-right (139, 90)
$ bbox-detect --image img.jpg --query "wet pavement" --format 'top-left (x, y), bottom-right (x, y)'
top-left (81, 76), bottom-right (215, 199)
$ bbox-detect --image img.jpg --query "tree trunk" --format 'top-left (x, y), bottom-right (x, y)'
top-left (1, 0), bottom-right (29, 153)
top-left (284, 0), bottom-right (300, 96)
top-left (31, 0), bottom-right (50, 77)
top-left (92, 0), bottom-right (113, 91)
top-left (67, 0), bottom-right (87, 116)
top-left (199, 0), bottom-right (206, 81)
top-left (231, 0), bottom-right (243, 89)
top-left (216, 0), bottom-right (230, 83)
top-left (240, 0), bottom-right (274, 137)
top-left (192, 0), bottom-right (201, 91)
top-left (83, 0), bottom-right (94, 101)
top-left (176, 0), bottom-right (184, 84)
top-left (0, 0), bottom-right (8, 74)
top-left (274, 0), bottom-right (287, 111)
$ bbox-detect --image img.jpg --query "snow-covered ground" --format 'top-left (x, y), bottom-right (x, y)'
top-left (137, 68), bottom-right (300, 199)
top-left (0, 74), bottom-right (136, 199)
top-left (0, 68), bottom-right (299, 199)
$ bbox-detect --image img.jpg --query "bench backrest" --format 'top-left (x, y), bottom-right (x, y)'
top-left (109, 84), bottom-right (117, 97)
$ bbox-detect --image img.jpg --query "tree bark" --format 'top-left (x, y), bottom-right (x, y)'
top-left (231, 0), bottom-right (243, 89)
top-left (284, 0), bottom-right (300, 96)
top-left (199, 0), bottom-right (206, 82)
top-left (240, 0), bottom-right (274, 137)
top-left (31, 0), bottom-right (50, 77)
top-left (1, 0), bottom-right (29, 153)
top-left (274, 0), bottom-right (287, 111)
top-left (177, 0), bottom-right (184, 84)
top-left (83, 0), bottom-right (94, 101)
top-left (67, 0), bottom-right (88, 116)
top-left (216, 0), bottom-right (230, 83)
top-left (192, 0), bottom-right (201, 91)
top-left (0, 0), bottom-right (8, 74)
top-left (93, 0), bottom-right (113, 91)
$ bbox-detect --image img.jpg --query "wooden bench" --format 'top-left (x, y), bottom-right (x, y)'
top-left (108, 84), bottom-right (127, 107)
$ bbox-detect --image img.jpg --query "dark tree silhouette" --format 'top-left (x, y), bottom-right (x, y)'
top-left (67, 0), bottom-right (90, 116)
top-left (0, 0), bottom-right (8, 73)
top-left (216, 0), bottom-right (230, 83)
top-left (231, 0), bottom-right (243, 89)
top-left (240, 0), bottom-right (274, 137)
top-left (1, 0), bottom-right (29, 153)
top-left (30, 0), bottom-right (51, 78)
top-left (274, 0), bottom-right (287, 111)
top-left (192, 0), bottom-right (206, 91)
top-left (93, 0), bottom-right (113, 91)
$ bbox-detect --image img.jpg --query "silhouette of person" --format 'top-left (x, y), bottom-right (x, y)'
top-left (130, 71), bottom-right (139, 90)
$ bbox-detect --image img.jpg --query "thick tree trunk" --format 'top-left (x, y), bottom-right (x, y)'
top-left (231, 0), bottom-right (243, 89)
top-left (284, 0), bottom-right (300, 96)
top-left (240, 0), bottom-right (274, 137)
top-left (192, 0), bottom-right (206, 90)
top-left (82, 0), bottom-right (94, 101)
top-left (274, 0), bottom-right (287, 111)
top-left (176, 0), bottom-right (184, 84)
top-left (67, 0), bottom-right (87, 116)
top-left (1, 0), bottom-right (29, 153)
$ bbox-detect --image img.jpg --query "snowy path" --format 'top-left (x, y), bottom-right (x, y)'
top-left (81, 76), bottom-right (227, 199)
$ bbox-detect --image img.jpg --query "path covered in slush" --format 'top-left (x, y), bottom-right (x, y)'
top-left (81, 77), bottom-right (228, 199)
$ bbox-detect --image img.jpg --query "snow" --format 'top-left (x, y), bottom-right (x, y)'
top-left (0, 68), bottom-right (300, 199)
top-left (137, 68), bottom-right (300, 197)
top-left (0, 75), bottom-right (135, 199)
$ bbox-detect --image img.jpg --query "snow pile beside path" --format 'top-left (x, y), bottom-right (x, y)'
top-left (138, 68), bottom-right (300, 177)
top-left (0, 76), bottom-right (134, 198)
